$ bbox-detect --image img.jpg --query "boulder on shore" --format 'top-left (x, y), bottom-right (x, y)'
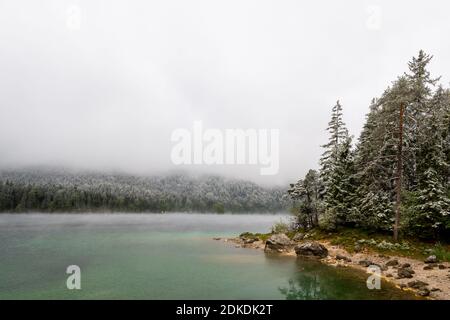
top-left (292, 233), bottom-right (305, 242)
top-left (424, 255), bottom-right (438, 264)
top-left (336, 254), bottom-right (352, 262)
top-left (397, 267), bottom-right (415, 279)
top-left (408, 280), bottom-right (429, 289)
top-left (295, 241), bottom-right (328, 258)
top-left (358, 260), bottom-right (373, 267)
top-left (385, 259), bottom-right (399, 267)
top-left (417, 288), bottom-right (430, 297)
top-left (265, 234), bottom-right (292, 252)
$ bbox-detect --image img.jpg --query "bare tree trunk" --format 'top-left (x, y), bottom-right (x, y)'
top-left (394, 103), bottom-right (404, 242)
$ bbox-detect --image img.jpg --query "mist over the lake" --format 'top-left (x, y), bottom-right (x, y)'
top-left (1, 0), bottom-right (450, 185)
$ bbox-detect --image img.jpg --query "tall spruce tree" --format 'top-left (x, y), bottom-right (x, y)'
top-left (404, 50), bottom-right (440, 189)
top-left (407, 86), bottom-right (450, 239)
top-left (325, 136), bottom-right (356, 226)
top-left (320, 100), bottom-right (348, 195)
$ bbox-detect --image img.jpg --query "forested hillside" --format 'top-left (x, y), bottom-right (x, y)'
top-left (0, 169), bottom-right (288, 213)
top-left (288, 51), bottom-right (450, 240)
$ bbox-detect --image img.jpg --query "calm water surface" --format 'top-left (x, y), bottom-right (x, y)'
top-left (0, 213), bottom-right (416, 299)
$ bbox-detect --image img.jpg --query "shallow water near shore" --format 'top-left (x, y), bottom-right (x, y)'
top-left (0, 213), bottom-right (416, 299)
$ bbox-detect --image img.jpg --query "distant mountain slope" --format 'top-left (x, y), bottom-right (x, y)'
top-left (0, 169), bottom-right (289, 213)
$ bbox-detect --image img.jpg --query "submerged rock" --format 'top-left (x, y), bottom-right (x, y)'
top-left (295, 241), bottom-right (328, 258)
top-left (265, 234), bottom-right (292, 252)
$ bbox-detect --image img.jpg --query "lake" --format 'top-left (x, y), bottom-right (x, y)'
top-left (0, 213), bottom-right (415, 299)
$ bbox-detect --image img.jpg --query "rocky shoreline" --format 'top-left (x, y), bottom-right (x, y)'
top-left (214, 233), bottom-right (450, 300)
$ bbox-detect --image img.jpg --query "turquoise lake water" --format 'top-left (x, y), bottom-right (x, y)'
top-left (0, 213), bottom-right (416, 299)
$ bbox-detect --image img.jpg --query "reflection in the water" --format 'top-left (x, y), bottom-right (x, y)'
top-left (279, 277), bottom-right (322, 300)
top-left (278, 258), bottom-right (420, 300)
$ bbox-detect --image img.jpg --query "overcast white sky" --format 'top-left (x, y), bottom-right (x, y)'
top-left (1, 0), bottom-right (450, 185)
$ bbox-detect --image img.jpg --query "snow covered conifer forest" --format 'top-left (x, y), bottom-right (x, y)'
top-left (0, 169), bottom-right (288, 213)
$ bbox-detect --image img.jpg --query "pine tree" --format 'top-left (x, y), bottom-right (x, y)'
top-left (443, 99), bottom-right (450, 186)
top-left (404, 50), bottom-right (439, 189)
top-left (320, 100), bottom-right (348, 196)
top-left (325, 136), bottom-right (356, 226)
top-left (407, 86), bottom-right (450, 239)
top-left (417, 87), bottom-right (449, 182)
top-left (352, 78), bottom-right (412, 233)
top-left (410, 168), bottom-right (450, 239)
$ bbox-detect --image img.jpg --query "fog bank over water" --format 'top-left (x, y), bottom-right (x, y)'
top-left (1, 0), bottom-right (450, 185)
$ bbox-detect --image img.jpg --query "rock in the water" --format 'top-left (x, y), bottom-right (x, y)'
top-left (407, 280), bottom-right (429, 289)
top-left (400, 263), bottom-right (411, 268)
top-left (423, 265), bottom-right (434, 270)
top-left (358, 260), bottom-right (372, 267)
top-left (438, 264), bottom-right (446, 270)
top-left (294, 241), bottom-right (328, 258)
top-left (265, 234), bottom-right (292, 252)
top-left (385, 259), bottom-right (399, 267)
top-left (397, 267), bottom-right (414, 279)
top-left (336, 254), bottom-right (352, 262)
top-left (292, 233), bottom-right (305, 242)
top-left (424, 255), bottom-right (438, 264)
